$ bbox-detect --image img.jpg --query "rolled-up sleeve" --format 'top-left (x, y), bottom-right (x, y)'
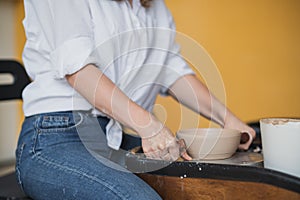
top-left (28, 0), bottom-right (95, 79)
top-left (50, 36), bottom-right (94, 78)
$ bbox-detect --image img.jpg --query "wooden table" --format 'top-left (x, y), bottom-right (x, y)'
top-left (126, 152), bottom-right (300, 200)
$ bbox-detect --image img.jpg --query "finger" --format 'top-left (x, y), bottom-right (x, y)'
top-left (145, 149), bottom-right (168, 160)
top-left (177, 139), bottom-right (192, 160)
top-left (177, 138), bottom-right (187, 147)
top-left (238, 143), bottom-right (250, 150)
top-left (160, 147), bottom-right (168, 157)
top-left (168, 143), bottom-right (180, 161)
top-left (170, 151), bottom-right (180, 161)
top-left (152, 150), bottom-right (162, 160)
top-left (144, 152), bottom-right (155, 159)
top-left (181, 151), bottom-right (192, 161)
top-left (177, 138), bottom-right (188, 154)
top-left (157, 143), bottom-right (165, 151)
top-left (250, 128), bottom-right (256, 140)
top-left (145, 149), bottom-right (161, 160)
top-left (160, 152), bottom-right (172, 161)
top-left (146, 152), bottom-right (162, 160)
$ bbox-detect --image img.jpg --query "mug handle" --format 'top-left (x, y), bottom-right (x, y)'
top-left (238, 131), bottom-right (253, 150)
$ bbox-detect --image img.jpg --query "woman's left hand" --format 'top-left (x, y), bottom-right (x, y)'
top-left (224, 116), bottom-right (256, 150)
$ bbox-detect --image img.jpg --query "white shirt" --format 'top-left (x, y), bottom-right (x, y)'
top-left (22, 0), bottom-right (194, 149)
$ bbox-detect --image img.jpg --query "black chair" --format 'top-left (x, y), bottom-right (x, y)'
top-left (0, 60), bottom-right (31, 199)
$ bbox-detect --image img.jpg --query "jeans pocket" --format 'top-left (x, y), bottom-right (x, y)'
top-left (36, 112), bottom-right (84, 133)
top-left (15, 142), bottom-right (26, 191)
top-left (33, 112), bottom-right (85, 154)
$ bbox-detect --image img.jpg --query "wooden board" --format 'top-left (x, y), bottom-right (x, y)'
top-left (138, 173), bottom-right (300, 200)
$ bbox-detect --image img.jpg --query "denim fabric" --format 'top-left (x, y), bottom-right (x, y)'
top-left (15, 111), bottom-right (161, 200)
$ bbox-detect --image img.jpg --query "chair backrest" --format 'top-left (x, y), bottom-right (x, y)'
top-left (0, 60), bottom-right (31, 199)
top-left (0, 60), bottom-right (30, 101)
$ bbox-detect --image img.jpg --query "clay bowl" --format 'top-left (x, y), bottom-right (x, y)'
top-left (177, 128), bottom-right (241, 160)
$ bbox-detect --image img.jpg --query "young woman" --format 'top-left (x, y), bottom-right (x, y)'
top-left (16, 0), bottom-right (255, 199)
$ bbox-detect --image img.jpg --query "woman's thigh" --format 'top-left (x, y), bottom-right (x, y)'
top-left (16, 111), bottom-right (161, 200)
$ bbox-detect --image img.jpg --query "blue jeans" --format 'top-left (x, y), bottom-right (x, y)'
top-left (15, 111), bottom-right (161, 200)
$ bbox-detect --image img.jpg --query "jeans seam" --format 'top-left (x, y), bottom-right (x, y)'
top-left (16, 142), bottom-right (26, 191)
top-left (32, 115), bottom-right (39, 155)
top-left (35, 154), bottom-right (130, 200)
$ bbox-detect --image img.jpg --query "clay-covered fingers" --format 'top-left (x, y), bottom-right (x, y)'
top-left (159, 148), bottom-right (172, 160)
top-left (144, 152), bottom-right (161, 159)
top-left (144, 148), bottom-right (172, 160)
top-left (167, 138), bottom-right (192, 161)
top-left (177, 139), bottom-right (192, 161)
top-left (143, 141), bottom-right (170, 160)
top-left (143, 145), bottom-right (160, 159)
top-left (143, 141), bottom-right (191, 161)
top-left (164, 140), bottom-right (179, 161)
top-left (141, 126), bottom-right (192, 161)
top-left (146, 142), bottom-right (175, 161)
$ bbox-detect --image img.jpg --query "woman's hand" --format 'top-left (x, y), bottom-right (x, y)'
top-left (224, 115), bottom-right (256, 150)
top-left (168, 75), bottom-right (256, 151)
top-left (141, 126), bottom-right (192, 161)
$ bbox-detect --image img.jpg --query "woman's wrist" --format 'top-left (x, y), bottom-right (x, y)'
top-left (134, 114), bottom-right (164, 139)
top-left (223, 111), bottom-right (242, 128)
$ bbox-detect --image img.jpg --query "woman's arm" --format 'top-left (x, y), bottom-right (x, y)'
top-left (168, 74), bottom-right (256, 150)
top-left (66, 64), bottom-right (191, 160)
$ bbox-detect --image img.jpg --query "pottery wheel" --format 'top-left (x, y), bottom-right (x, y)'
top-left (193, 152), bottom-right (263, 166)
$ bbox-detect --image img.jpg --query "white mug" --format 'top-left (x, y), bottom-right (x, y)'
top-left (260, 118), bottom-right (300, 177)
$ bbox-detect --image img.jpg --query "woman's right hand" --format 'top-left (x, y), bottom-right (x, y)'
top-left (141, 126), bottom-right (192, 161)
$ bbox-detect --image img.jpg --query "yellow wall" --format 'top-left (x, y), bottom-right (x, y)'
top-left (160, 0), bottom-right (300, 132)
top-left (15, 1), bottom-right (26, 60)
top-left (15, 1), bottom-right (26, 135)
top-left (15, 1), bottom-right (300, 132)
